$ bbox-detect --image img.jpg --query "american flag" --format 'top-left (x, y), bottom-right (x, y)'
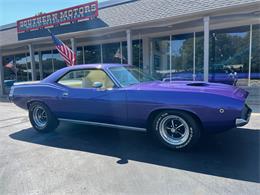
top-left (49, 30), bottom-right (76, 66)
top-left (114, 48), bottom-right (126, 61)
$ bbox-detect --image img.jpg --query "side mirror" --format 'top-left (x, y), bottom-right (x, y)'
top-left (92, 82), bottom-right (103, 88)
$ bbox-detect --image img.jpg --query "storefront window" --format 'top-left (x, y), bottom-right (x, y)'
top-left (2, 55), bottom-right (16, 94)
top-left (41, 50), bottom-right (53, 78)
top-left (15, 53), bottom-right (31, 82)
top-left (195, 32), bottom-right (204, 81)
top-left (84, 45), bottom-right (101, 64)
top-left (251, 24), bottom-right (260, 86)
top-left (102, 42), bottom-right (121, 64)
top-left (151, 36), bottom-right (170, 80)
top-left (133, 40), bottom-right (143, 68)
top-left (53, 50), bottom-right (67, 71)
top-left (77, 46), bottom-right (84, 65)
top-left (171, 33), bottom-right (194, 81)
top-left (151, 34), bottom-right (204, 82)
top-left (122, 41), bottom-right (128, 64)
top-left (34, 52), bottom-right (41, 80)
top-left (209, 26), bottom-right (250, 86)
top-left (3, 56), bottom-right (16, 80)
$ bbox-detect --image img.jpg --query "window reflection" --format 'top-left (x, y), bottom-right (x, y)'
top-left (42, 51), bottom-right (53, 78)
top-left (84, 45), bottom-right (101, 64)
top-left (77, 47), bottom-right (84, 65)
top-left (171, 33), bottom-right (194, 81)
top-left (151, 34), bottom-right (204, 82)
top-left (151, 36), bottom-right (170, 80)
top-left (3, 56), bottom-right (16, 80)
top-left (122, 41), bottom-right (128, 64)
top-left (195, 32), bottom-right (204, 81)
top-left (209, 26), bottom-right (250, 86)
top-left (102, 43), bottom-right (121, 64)
top-left (251, 24), bottom-right (260, 86)
top-left (133, 40), bottom-right (143, 69)
top-left (2, 55), bottom-right (16, 94)
top-left (53, 50), bottom-right (66, 71)
top-left (34, 52), bottom-right (41, 80)
top-left (15, 53), bottom-right (31, 82)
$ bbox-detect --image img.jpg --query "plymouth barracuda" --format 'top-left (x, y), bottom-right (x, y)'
top-left (9, 64), bottom-right (252, 150)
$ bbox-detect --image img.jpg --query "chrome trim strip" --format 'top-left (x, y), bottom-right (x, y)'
top-left (105, 68), bottom-right (123, 88)
top-left (58, 118), bottom-right (147, 132)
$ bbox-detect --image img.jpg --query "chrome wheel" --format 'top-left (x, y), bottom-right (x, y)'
top-left (32, 105), bottom-right (48, 129)
top-left (159, 115), bottom-right (190, 146)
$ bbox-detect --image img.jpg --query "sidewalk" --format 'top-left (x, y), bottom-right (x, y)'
top-left (244, 86), bottom-right (260, 113)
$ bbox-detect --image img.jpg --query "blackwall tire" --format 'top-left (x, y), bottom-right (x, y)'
top-left (152, 111), bottom-right (201, 151)
top-left (29, 102), bottom-right (59, 133)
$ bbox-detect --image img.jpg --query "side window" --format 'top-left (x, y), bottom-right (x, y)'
top-left (58, 69), bottom-right (115, 89)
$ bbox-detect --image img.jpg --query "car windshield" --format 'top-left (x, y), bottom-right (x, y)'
top-left (109, 66), bottom-right (156, 87)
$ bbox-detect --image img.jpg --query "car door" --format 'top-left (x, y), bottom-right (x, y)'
top-left (54, 68), bottom-right (127, 125)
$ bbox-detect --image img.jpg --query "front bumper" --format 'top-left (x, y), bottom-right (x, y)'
top-left (236, 104), bottom-right (252, 127)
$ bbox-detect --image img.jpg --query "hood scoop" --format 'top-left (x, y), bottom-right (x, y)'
top-left (186, 82), bottom-right (209, 87)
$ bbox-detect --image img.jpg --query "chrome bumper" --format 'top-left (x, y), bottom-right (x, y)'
top-left (236, 104), bottom-right (252, 127)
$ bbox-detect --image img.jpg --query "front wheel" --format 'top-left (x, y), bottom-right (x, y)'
top-left (152, 111), bottom-right (201, 150)
top-left (29, 102), bottom-right (59, 133)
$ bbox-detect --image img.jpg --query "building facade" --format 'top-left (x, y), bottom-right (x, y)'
top-left (0, 0), bottom-right (260, 96)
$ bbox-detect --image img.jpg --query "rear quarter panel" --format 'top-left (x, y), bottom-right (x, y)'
top-left (11, 83), bottom-right (64, 110)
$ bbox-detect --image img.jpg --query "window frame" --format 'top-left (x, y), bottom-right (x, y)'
top-left (56, 68), bottom-right (118, 89)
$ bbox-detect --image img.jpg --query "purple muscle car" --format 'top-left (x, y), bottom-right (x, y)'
top-left (9, 64), bottom-right (252, 150)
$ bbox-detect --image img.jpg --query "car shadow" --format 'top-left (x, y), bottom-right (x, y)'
top-left (9, 122), bottom-right (260, 183)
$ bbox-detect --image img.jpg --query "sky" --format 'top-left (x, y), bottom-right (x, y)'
top-left (0, 0), bottom-right (107, 26)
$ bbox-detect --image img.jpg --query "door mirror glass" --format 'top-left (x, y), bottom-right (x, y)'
top-left (92, 82), bottom-right (103, 88)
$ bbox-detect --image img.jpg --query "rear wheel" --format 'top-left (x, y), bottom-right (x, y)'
top-left (29, 102), bottom-right (59, 133)
top-left (152, 111), bottom-right (201, 150)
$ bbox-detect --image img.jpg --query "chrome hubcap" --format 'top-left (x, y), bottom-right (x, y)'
top-left (32, 106), bottom-right (47, 129)
top-left (159, 115), bottom-right (190, 145)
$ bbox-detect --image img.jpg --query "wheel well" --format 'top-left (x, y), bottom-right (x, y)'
top-left (147, 109), bottom-right (203, 131)
top-left (27, 100), bottom-right (46, 110)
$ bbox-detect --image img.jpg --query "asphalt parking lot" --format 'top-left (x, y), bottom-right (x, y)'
top-left (0, 101), bottom-right (259, 195)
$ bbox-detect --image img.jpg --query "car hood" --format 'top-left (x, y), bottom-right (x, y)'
top-left (126, 81), bottom-right (249, 101)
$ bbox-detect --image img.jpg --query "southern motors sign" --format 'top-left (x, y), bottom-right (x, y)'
top-left (17, 1), bottom-right (98, 33)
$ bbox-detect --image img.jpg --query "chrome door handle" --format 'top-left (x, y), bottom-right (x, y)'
top-left (62, 92), bottom-right (69, 97)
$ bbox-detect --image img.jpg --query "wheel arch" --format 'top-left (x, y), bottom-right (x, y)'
top-left (27, 100), bottom-right (49, 110)
top-left (146, 108), bottom-right (204, 132)
top-left (27, 100), bottom-right (59, 133)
